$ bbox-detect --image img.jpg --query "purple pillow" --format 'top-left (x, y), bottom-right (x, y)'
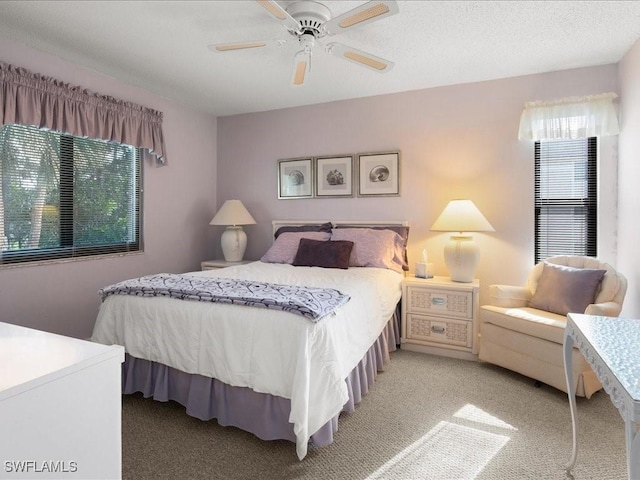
top-left (261, 231), bottom-right (331, 264)
top-left (292, 239), bottom-right (354, 269)
top-left (330, 228), bottom-right (405, 273)
top-left (529, 262), bottom-right (606, 315)
top-left (335, 225), bottom-right (409, 271)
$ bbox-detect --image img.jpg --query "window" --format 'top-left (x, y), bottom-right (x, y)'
top-left (534, 137), bottom-right (597, 264)
top-left (0, 124), bottom-right (142, 265)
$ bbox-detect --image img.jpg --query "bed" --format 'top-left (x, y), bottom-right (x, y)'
top-left (91, 220), bottom-right (409, 459)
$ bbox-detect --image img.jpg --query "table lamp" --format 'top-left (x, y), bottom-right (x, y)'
top-left (209, 199), bottom-right (256, 262)
top-left (430, 199), bottom-right (494, 283)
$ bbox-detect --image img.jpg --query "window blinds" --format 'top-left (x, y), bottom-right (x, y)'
top-left (0, 124), bottom-right (141, 265)
top-left (534, 137), bottom-right (597, 264)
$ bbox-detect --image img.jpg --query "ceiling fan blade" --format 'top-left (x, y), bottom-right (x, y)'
top-left (256, 0), bottom-right (301, 32)
top-left (322, 0), bottom-right (399, 35)
top-left (208, 39), bottom-right (286, 53)
top-left (326, 42), bottom-right (394, 73)
top-left (291, 50), bottom-right (310, 86)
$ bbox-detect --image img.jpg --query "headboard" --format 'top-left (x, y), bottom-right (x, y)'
top-left (271, 220), bottom-right (411, 272)
top-left (271, 220), bottom-right (410, 239)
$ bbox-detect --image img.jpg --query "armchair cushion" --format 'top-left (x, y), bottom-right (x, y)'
top-left (481, 305), bottom-right (566, 344)
top-left (528, 262), bottom-right (606, 316)
top-left (489, 285), bottom-right (532, 308)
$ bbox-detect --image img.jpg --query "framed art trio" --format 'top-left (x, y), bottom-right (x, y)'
top-left (277, 151), bottom-right (400, 200)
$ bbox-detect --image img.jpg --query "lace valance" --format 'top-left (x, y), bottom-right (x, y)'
top-left (518, 92), bottom-right (620, 141)
top-left (0, 61), bottom-right (167, 165)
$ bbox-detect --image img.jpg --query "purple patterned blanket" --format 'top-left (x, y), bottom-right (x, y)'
top-left (99, 274), bottom-right (350, 322)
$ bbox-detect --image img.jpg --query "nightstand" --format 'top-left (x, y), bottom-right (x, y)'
top-left (201, 259), bottom-right (253, 271)
top-left (401, 275), bottom-right (479, 360)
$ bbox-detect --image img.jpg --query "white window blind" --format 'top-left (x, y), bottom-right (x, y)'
top-left (0, 124), bottom-right (141, 265)
top-left (534, 137), bottom-right (597, 264)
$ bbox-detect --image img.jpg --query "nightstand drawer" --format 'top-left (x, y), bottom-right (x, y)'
top-left (405, 314), bottom-right (473, 348)
top-left (405, 286), bottom-right (473, 320)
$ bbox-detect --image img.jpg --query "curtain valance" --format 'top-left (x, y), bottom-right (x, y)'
top-left (518, 92), bottom-right (620, 141)
top-left (0, 61), bottom-right (167, 165)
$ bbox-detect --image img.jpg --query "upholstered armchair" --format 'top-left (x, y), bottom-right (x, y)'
top-left (479, 255), bottom-right (627, 398)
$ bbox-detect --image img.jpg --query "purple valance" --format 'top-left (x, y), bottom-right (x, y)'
top-left (0, 61), bottom-right (167, 166)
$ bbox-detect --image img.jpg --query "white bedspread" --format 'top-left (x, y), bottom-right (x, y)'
top-left (91, 261), bottom-right (402, 459)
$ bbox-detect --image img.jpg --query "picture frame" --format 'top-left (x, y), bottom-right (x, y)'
top-left (357, 151), bottom-right (400, 197)
top-left (277, 157), bottom-right (313, 199)
top-left (314, 155), bottom-right (354, 198)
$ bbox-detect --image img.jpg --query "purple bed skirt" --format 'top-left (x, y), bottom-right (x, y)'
top-left (122, 307), bottom-right (400, 449)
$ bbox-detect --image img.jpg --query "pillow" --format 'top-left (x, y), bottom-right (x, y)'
top-left (261, 231), bottom-right (331, 264)
top-left (528, 262), bottom-right (607, 316)
top-left (334, 225), bottom-right (410, 271)
top-left (274, 222), bottom-right (332, 239)
top-left (330, 228), bottom-right (405, 273)
top-left (292, 239), bottom-right (354, 269)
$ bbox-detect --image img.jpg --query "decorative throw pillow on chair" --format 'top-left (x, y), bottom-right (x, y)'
top-left (529, 262), bottom-right (606, 316)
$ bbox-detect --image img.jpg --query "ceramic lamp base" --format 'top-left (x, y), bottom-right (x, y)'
top-left (443, 234), bottom-right (479, 283)
top-left (220, 226), bottom-right (247, 262)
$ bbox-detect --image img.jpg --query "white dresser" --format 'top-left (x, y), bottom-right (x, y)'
top-left (0, 322), bottom-right (124, 479)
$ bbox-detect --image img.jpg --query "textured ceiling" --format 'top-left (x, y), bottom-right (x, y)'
top-left (0, 1), bottom-right (639, 117)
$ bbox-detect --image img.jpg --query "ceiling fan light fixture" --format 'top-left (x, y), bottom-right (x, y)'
top-left (339, 3), bottom-right (390, 28)
top-left (213, 1), bottom-right (399, 84)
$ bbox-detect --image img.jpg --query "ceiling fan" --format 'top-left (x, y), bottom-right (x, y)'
top-left (209, 0), bottom-right (399, 86)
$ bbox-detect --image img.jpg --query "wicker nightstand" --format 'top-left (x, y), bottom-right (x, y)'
top-left (401, 275), bottom-right (479, 360)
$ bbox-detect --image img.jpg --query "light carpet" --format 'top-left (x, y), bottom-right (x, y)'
top-left (122, 350), bottom-right (627, 479)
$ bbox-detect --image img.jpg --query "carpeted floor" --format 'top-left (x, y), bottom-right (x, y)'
top-left (122, 350), bottom-right (627, 480)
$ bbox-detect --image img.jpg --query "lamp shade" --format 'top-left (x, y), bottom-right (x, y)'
top-left (209, 200), bottom-right (256, 226)
top-left (430, 200), bottom-right (494, 233)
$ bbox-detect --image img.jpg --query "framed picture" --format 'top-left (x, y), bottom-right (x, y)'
top-left (357, 151), bottom-right (400, 197)
top-left (278, 158), bottom-right (313, 199)
top-left (314, 155), bottom-right (354, 198)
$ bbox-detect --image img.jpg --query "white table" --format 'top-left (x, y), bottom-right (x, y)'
top-left (563, 313), bottom-right (640, 479)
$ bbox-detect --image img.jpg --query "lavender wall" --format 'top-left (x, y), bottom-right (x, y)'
top-left (217, 65), bottom-right (620, 308)
top-left (618, 38), bottom-right (640, 317)
top-left (0, 34), bottom-right (628, 338)
top-left (0, 37), bottom-right (219, 338)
